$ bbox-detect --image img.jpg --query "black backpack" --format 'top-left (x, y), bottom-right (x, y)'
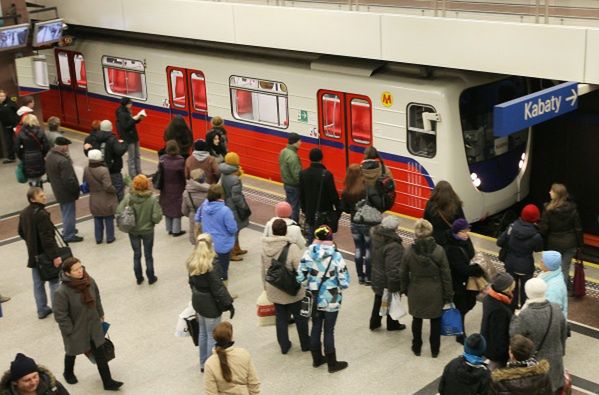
top-left (376, 174), bottom-right (396, 211)
top-left (265, 243), bottom-right (300, 296)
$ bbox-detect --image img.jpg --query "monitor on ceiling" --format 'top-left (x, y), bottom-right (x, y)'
top-left (33, 18), bottom-right (64, 47)
top-left (0, 23), bottom-right (30, 51)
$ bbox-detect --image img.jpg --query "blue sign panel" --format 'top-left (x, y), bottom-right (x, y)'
top-left (493, 81), bottom-right (578, 137)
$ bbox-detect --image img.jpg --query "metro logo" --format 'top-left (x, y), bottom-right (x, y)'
top-left (381, 91), bottom-right (393, 108)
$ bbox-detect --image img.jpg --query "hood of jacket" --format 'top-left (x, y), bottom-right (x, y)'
top-left (360, 159), bottom-right (382, 182)
top-left (491, 359), bottom-right (550, 382)
top-left (192, 150), bottom-right (209, 162)
top-left (16, 106), bottom-right (33, 117)
top-left (202, 200), bottom-right (226, 215)
top-left (219, 163), bottom-right (238, 175)
top-left (453, 357), bottom-right (490, 386)
top-left (262, 236), bottom-right (291, 258)
top-left (511, 219), bottom-right (539, 241)
top-left (1, 366), bottom-right (58, 393)
top-left (413, 236), bottom-right (438, 255)
top-left (129, 189), bottom-right (153, 204)
top-left (185, 179), bottom-right (210, 193)
top-left (372, 225), bottom-right (402, 244)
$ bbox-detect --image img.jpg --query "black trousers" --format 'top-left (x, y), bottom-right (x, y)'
top-left (274, 301), bottom-right (310, 351)
top-left (64, 340), bottom-right (113, 384)
top-left (3, 127), bottom-right (15, 159)
top-left (370, 293), bottom-right (403, 329)
top-left (411, 316), bottom-right (441, 353)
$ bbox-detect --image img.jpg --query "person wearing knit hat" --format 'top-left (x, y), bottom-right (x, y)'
top-left (381, 215), bottom-right (401, 230)
top-left (521, 204), bottom-right (540, 223)
top-left (480, 272), bottom-right (515, 370)
top-left (100, 120), bottom-right (113, 132)
top-left (185, 139), bottom-right (220, 184)
top-left (263, 201), bottom-right (306, 249)
top-left (314, 224), bottom-right (333, 241)
top-left (279, 132), bottom-right (302, 222)
top-left (439, 334), bottom-right (491, 395)
top-left (87, 149), bottom-right (103, 161)
top-left (4, 353), bottom-right (69, 394)
top-left (181, 168), bottom-right (210, 245)
top-left (538, 250), bottom-right (568, 318)
top-left (224, 152), bottom-right (240, 167)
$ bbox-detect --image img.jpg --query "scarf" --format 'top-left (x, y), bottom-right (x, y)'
top-left (507, 357), bottom-right (539, 368)
top-left (463, 352), bottom-right (486, 366)
top-left (215, 341), bottom-right (234, 349)
top-left (488, 287), bottom-right (512, 305)
top-left (64, 270), bottom-right (95, 307)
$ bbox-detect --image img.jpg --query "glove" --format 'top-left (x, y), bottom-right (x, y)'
top-left (228, 305), bottom-right (235, 319)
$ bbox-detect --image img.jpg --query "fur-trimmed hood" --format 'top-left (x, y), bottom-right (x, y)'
top-left (1, 366), bottom-right (59, 394)
top-left (492, 359), bottom-right (549, 381)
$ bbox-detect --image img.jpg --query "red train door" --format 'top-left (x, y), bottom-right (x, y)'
top-left (55, 50), bottom-right (88, 129)
top-left (166, 67), bottom-right (208, 139)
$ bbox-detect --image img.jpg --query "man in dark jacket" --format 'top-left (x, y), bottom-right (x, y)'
top-left (298, 148), bottom-right (339, 244)
top-left (45, 137), bottom-right (83, 243)
top-left (0, 353), bottom-right (69, 395)
top-left (0, 89), bottom-right (19, 163)
top-left (18, 187), bottom-right (61, 319)
top-left (84, 120), bottom-right (128, 200)
top-left (115, 97), bottom-right (144, 177)
top-left (439, 333), bottom-right (491, 395)
top-left (279, 132), bottom-right (302, 222)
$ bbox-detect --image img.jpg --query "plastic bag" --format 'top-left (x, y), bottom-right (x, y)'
top-left (257, 290), bottom-right (276, 327)
top-left (388, 292), bottom-right (407, 321)
top-left (440, 305), bottom-right (463, 336)
top-left (379, 288), bottom-right (391, 316)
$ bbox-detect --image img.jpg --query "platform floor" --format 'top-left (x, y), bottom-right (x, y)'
top-left (1, 130), bottom-right (598, 394)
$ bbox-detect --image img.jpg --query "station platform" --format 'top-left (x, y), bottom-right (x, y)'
top-left (1, 129), bottom-right (598, 394)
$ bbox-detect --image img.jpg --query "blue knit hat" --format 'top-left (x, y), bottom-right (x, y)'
top-left (542, 250), bottom-right (562, 271)
top-left (451, 218), bottom-right (470, 234)
top-left (464, 334), bottom-right (487, 356)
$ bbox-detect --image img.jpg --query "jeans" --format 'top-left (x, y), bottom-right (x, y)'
top-left (94, 216), bottom-right (115, 243)
top-left (508, 272), bottom-right (533, 309)
top-left (284, 184), bottom-right (300, 223)
top-left (560, 248), bottom-right (576, 290)
top-left (351, 222), bottom-right (372, 280)
top-left (198, 314), bottom-right (221, 368)
top-left (310, 310), bottom-right (339, 354)
top-left (411, 316), bottom-right (441, 354)
top-left (127, 142), bottom-right (141, 178)
top-left (3, 127), bottom-right (15, 159)
top-left (60, 201), bottom-right (77, 241)
top-left (274, 301), bottom-right (310, 352)
top-left (110, 173), bottom-right (124, 201)
top-left (128, 232), bottom-right (155, 281)
top-left (165, 216), bottom-right (182, 234)
top-left (216, 251), bottom-right (231, 281)
top-left (31, 267), bottom-right (59, 317)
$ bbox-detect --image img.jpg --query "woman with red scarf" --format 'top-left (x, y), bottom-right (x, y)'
top-left (53, 257), bottom-right (123, 391)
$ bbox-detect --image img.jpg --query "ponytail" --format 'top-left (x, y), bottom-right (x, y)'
top-left (215, 346), bottom-right (232, 382)
top-left (212, 321), bottom-right (234, 382)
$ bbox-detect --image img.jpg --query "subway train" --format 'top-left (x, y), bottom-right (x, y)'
top-left (18, 33), bottom-right (532, 221)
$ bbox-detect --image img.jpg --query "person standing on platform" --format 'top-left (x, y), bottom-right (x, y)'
top-left (0, 353), bottom-right (69, 395)
top-left (181, 168), bottom-right (210, 245)
top-left (159, 140), bottom-right (186, 237)
top-left (185, 139), bottom-right (220, 183)
top-left (278, 132), bottom-right (302, 223)
top-left (45, 116), bottom-right (63, 148)
top-left (163, 115), bottom-right (193, 159)
top-left (299, 148), bottom-right (339, 245)
top-left (45, 136), bottom-right (83, 243)
top-left (18, 187), bottom-right (61, 319)
top-left (83, 149), bottom-right (118, 244)
top-left (115, 97), bottom-right (145, 178)
top-left (497, 204), bottom-right (543, 309)
top-left (0, 89), bottom-right (19, 163)
top-left (538, 250), bottom-right (568, 318)
top-left (14, 96), bottom-right (34, 134)
top-left (423, 180), bottom-right (465, 246)
top-left (117, 175), bottom-right (162, 285)
top-left (400, 219), bottom-right (453, 358)
top-left (438, 333), bottom-right (491, 395)
top-left (206, 118), bottom-right (228, 164)
top-left (263, 201), bottom-right (306, 249)
top-left (14, 114), bottom-right (49, 187)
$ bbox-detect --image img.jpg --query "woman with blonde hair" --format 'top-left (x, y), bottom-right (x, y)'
top-left (538, 183), bottom-right (583, 293)
top-left (204, 322), bottom-right (260, 394)
top-left (14, 113), bottom-right (49, 187)
top-left (188, 233), bottom-right (235, 373)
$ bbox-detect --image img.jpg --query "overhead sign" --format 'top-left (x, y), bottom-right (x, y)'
top-left (493, 82), bottom-right (578, 137)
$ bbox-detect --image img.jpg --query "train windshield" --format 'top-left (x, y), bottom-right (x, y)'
top-left (459, 77), bottom-right (528, 165)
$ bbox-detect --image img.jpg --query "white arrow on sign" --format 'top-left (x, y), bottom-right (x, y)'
top-left (565, 89), bottom-right (577, 107)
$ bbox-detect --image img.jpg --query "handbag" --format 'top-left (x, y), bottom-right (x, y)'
top-left (80, 180), bottom-right (90, 194)
top-left (573, 251), bottom-right (586, 298)
top-left (15, 162), bottom-right (27, 183)
top-left (185, 316), bottom-right (199, 346)
top-left (84, 337), bottom-right (115, 364)
top-left (265, 243), bottom-right (300, 296)
top-left (116, 195), bottom-right (136, 233)
top-left (498, 224), bottom-right (513, 262)
top-left (388, 292), bottom-right (407, 321)
top-left (34, 213), bottom-right (72, 281)
top-left (440, 305), bottom-right (464, 336)
top-left (313, 170), bottom-right (340, 232)
top-left (152, 161), bottom-right (164, 190)
top-left (353, 197), bottom-right (382, 225)
top-left (300, 256), bottom-right (333, 318)
top-left (466, 276), bottom-right (489, 292)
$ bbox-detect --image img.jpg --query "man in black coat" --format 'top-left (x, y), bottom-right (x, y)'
top-left (0, 89), bottom-right (19, 163)
top-left (18, 187), bottom-right (61, 319)
top-left (115, 97), bottom-right (144, 177)
top-left (298, 148), bottom-right (339, 244)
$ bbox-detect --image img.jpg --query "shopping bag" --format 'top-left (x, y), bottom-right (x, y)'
top-left (388, 292), bottom-right (407, 321)
top-left (257, 290), bottom-right (276, 327)
top-left (573, 254), bottom-right (586, 298)
top-left (561, 370), bottom-right (572, 395)
top-left (15, 162), bottom-right (27, 183)
top-left (440, 305), bottom-right (463, 336)
top-left (379, 288), bottom-right (391, 317)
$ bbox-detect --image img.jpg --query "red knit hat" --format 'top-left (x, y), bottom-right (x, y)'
top-left (275, 202), bottom-right (292, 218)
top-left (521, 204), bottom-right (540, 223)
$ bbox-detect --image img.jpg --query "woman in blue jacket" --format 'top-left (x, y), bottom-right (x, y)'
top-left (538, 250), bottom-right (568, 318)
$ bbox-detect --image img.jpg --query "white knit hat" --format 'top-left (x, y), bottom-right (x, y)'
top-left (524, 278), bottom-right (547, 300)
top-left (100, 120), bottom-right (113, 132)
top-left (381, 215), bottom-right (401, 230)
top-left (88, 149), bottom-right (103, 161)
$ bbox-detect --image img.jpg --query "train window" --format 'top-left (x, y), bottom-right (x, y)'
top-left (57, 52), bottom-right (71, 85)
top-left (350, 98), bottom-right (372, 144)
top-left (191, 72), bottom-right (207, 112)
top-left (170, 69), bottom-right (186, 108)
top-left (101, 56), bottom-right (147, 100)
top-left (321, 93), bottom-right (342, 139)
top-left (74, 54), bottom-right (86, 89)
top-left (229, 75), bottom-right (288, 128)
top-left (407, 103), bottom-right (437, 158)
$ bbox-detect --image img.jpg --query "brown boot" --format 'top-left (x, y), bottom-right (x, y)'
top-left (233, 237), bottom-right (248, 256)
top-left (230, 254), bottom-right (243, 262)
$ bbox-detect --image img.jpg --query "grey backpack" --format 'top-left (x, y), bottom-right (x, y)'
top-left (116, 196), bottom-right (136, 233)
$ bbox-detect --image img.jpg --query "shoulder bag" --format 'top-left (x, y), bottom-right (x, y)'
top-left (116, 195), bottom-right (136, 233)
top-left (34, 209), bottom-right (72, 281)
top-left (265, 243), bottom-right (300, 296)
top-left (300, 255), bottom-right (334, 318)
top-left (313, 170), bottom-right (340, 232)
top-left (353, 194), bottom-right (382, 225)
top-left (535, 304), bottom-right (553, 356)
top-left (573, 250), bottom-right (586, 298)
top-left (498, 224), bottom-right (513, 262)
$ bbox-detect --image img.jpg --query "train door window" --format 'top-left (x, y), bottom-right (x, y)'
top-left (74, 54), bottom-right (86, 89)
top-left (229, 76), bottom-right (288, 128)
top-left (349, 98), bottom-right (372, 144)
top-left (321, 93), bottom-right (342, 139)
top-left (169, 69), bottom-right (186, 108)
top-left (57, 52), bottom-right (71, 85)
top-left (190, 72), bottom-right (207, 111)
top-left (101, 56), bottom-right (147, 100)
top-left (407, 103), bottom-right (437, 158)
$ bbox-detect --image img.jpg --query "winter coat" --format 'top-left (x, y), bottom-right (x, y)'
top-left (219, 163), bottom-right (250, 229)
top-left (490, 359), bottom-right (552, 395)
top-left (438, 356), bottom-right (491, 395)
top-left (538, 200), bottom-right (583, 251)
top-left (370, 225), bottom-right (404, 296)
top-left (14, 124), bottom-right (49, 178)
top-left (299, 163), bottom-right (339, 226)
top-left (497, 219), bottom-right (543, 275)
top-left (45, 149), bottom-right (80, 204)
top-left (480, 290), bottom-right (514, 365)
top-left (263, 217), bottom-right (306, 249)
top-left (360, 159), bottom-right (391, 211)
top-left (83, 130), bottom-right (127, 174)
top-left (0, 366), bottom-right (69, 395)
top-left (185, 150), bottom-right (220, 183)
top-left (116, 189), bottom-right (162, 235)
top-left (181, 179), bottom-right (210, 243)
top-left (115, 105), bottom-right (139, 143)
top-left (340, 189), bottom-right (366, 222)
top-left (18, 203), bottom-right (60, 268)
top-left (158, 154), bottom-right (186, 218)
top-left (164, 123), bottom-right (193, 157)
top-left (189, 270), bottom-right (233, 319)
top-left (297, 242), bottom-right (350, 313)
top-left (400, 236), bottom-right (453, 319)
top-left (261, 236), bottom-right (304, 305)
top-left (204, 347), bottom-right (260, 395)
top-left (84, 161), bottom-right (117, 217)
top-left (195, 200), bottom-right (237, 254)
top-left (0, 98), bottom-right (19, 129)
top-left (538, 270), bottom-right (568, 318)
top-left (423, 201), bottom-right (466, 246)
top-left (53, 272), bottom-right (105, 356)
top-left (444, 235), bottom-right (484, 295)
top-left (46, 131), bottom-right (62, 148)
top-left (510, 301), bottom-right (567, 392)
top-left (278, 144), bottom-right (301, 186)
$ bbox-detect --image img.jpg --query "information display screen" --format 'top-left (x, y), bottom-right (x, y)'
top-left (33, 19), bottom-right (64, 47)
top-left (0, 24), bottom-right (29, 50)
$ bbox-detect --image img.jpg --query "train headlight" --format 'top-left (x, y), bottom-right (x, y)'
top-left (471, 173), bottom-right (481, 188)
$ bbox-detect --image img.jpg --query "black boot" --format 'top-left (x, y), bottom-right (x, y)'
top-left (325, 351), bottom-right (348, 373)
top-left (63, 355), bottom-right (78, 384)
top-left (95, 350), bottom-right (123, 391)
top-left (310, 349), bottom-right (326, 367)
